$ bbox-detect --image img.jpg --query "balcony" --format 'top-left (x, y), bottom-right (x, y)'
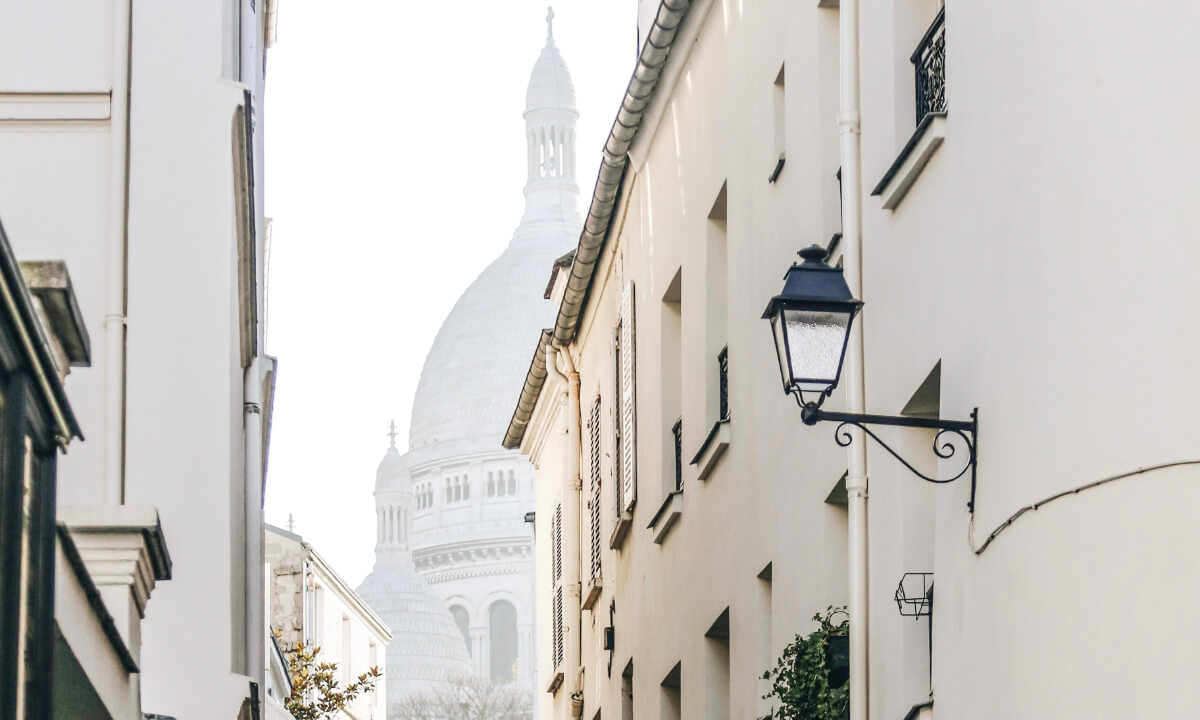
top-left (873, 8), bottom-right (948, 210)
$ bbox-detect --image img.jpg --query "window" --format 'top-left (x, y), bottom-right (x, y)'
top-left (661, 662), bottom-right (682, 720)
top-left (507, 470), bottom-right (517, 496)
top-left (463, 476), bottom-right (470, 501)
top-left (706, 185), bottom-right (729, 427)
top-left (551, 503), bottom-right (564, 670)
top-left (718, 348), bottom-right (729, 421)
top-left (488, 472), bottom-right (495, 497)
top-left (619, 282), bottom-right (637, 514)
top-left (660, 272), bottom-right (681, 499)
top-left (705, 610), bottom-right (731, 720)
top-left (770, 64), bottom-right (786, 182)
top-left (912, 7), bottom-right (946, 124)
top-left (490, 601), bottom-right (519, 684)
top-left (341, 616), bottom-right (351, 684)
top-left (621, 660), bottom-right (634, 720)
top-left (450, 605), bottom-right (471, 654)
top-left (588, 396), bottom-right (602, 583)
top-left (671, 419), bottom-right (683, 493)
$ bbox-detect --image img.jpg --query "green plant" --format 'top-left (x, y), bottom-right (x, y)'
top-left (281, 638), bottom-right (382, 720)
top-left (762, 606), bottom-right (849, 720)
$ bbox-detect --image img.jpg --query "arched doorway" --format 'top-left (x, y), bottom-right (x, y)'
top-left (489, 600), bottom-right (518, 684)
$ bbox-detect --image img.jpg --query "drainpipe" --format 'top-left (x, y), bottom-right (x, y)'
top-left (838, 0), bottom-right (869, 717)
top-left (244, 358), bottom-right (265, 682)
top-left (546, 345), bottom-right (583, 712)
top-left (104, 0), bottom-right (132, 505)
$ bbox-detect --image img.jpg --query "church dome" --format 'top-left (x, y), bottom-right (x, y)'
top-left (525, 12), bottom-right (576, 113)
top-left (356, 560), bottom-right (472, 701)
top-left (407, 238), bottom-right (567, 457)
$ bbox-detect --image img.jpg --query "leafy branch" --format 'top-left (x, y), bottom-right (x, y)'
top-left (762, 606), bottom-right (849, 720)
top-left (282, 638), bottom-right (382, 720)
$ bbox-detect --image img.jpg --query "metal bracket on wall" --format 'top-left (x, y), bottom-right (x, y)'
top-left (801, 405), bottom-right (978, 507)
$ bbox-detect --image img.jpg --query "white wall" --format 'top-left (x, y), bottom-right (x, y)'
top-left (0, 0), bottom-right (273, 717)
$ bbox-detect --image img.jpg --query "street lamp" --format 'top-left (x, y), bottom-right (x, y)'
top-left (763, 245), bottom-right (979, 496)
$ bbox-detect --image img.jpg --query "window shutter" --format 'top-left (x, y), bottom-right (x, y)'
top-left (551, 502), bottom-right (564, 669)
top-left (619, 281), bottom-right (637, 513)
top-left (589, 396), bottom-right (602, 581)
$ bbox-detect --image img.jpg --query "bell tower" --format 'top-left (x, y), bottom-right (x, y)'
top-left (521, 6), bottom-right (580, 228)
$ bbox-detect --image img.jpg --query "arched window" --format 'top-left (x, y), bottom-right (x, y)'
top-left (454, 477), bottom-right (462, 502)
top-left (489, 600), bottom-right (519, 684)
top-left (487, 472), bottom-right (495, 497)
top-left (463, 476), bottom-right (470, 500)
top-left (445, 479), bottom-right (452, 503)
top-left (450, 605), bottom-right (471, 655)
top-left (508, 470), bottom-right (517, 496)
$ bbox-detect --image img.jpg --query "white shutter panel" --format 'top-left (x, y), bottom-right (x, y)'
top-left (620, 281), bottom-right (637, 513)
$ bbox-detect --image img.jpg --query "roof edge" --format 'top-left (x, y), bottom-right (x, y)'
top-left (553, 0), bottom-right (692, 348)
top-left (503, 0), bottom-right (694, 450)
top-left (502, 329), bottom-right (553, 449)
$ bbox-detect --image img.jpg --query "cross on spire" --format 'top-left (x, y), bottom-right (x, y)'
top-left (546, 6), bottom-right (555, 44)
top-left (286, 513), bottom-right (294, 533)
top-left (387, 419), bottom-right (398, 448)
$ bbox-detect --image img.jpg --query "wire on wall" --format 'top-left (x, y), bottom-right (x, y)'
top-left (969, 459), bottom-right (1200, 555)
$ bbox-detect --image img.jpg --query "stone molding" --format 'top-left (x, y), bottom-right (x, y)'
top-left (58, 505), bottom-right (172, 661)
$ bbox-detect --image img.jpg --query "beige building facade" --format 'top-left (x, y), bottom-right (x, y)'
top-left (506, 1), bottom-right (1200, 719)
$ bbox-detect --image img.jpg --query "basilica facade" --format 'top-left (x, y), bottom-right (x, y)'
top-left (357, 13), bottom-right (581, 716)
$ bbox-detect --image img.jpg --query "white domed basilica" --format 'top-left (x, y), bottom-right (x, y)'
top-left (357, 11), bottom-right (580, 716)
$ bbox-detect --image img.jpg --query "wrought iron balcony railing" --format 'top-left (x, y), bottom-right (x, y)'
top-left (911, 8), bottom-right (946, 125)
top-left (672, 418), bottom-right (683, 492)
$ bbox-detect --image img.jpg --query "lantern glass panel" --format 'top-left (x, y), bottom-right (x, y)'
top-left (770, 311), bottom-right (792, 390)
top-left (783, 307), bottom-right (851, 391)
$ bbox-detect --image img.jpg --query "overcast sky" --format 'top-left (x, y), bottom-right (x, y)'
top-left (262, 2), bottom-right (636, 586)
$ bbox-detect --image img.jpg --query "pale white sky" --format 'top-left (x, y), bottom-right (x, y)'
top-left (263, 2), bottom-right (636, 586)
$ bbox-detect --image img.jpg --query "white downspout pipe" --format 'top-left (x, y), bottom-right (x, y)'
top-left (104, 0), bottom-right (132, 505)
top-left (838, 0), bottom-right (869, 718)
top-left (244, 358), bottom-right (265, 683)
top-left (546, 345), bottom-right (584, 712)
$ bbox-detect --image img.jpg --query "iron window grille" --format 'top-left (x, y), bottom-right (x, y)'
top-left (718, 347), bottom-right (729, 421)
top-left (672, 418), bottom-right (683, 492)
top-left (911, 8), bottom-right (946, 125)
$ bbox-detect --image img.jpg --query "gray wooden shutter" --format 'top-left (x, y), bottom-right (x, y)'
top-left (620, 281), bottom-right (637, 513)
top-left (589, 396), bottom-right (602, 580)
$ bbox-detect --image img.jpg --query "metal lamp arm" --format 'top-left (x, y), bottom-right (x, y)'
top-left (801, 405), bottom-right (978, 487)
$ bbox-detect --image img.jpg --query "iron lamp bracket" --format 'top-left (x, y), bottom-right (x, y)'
top-left (799, 398), bottom-right (979, 505)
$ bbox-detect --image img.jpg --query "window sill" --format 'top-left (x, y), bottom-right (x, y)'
top-left (647, 490), bottom-right (683, 544)
top-left (582, 578), bottom-right (603, 611)
top-left (690, 418), bottom-right (730, 480)
top-left (608, 511), bottom-right (634, 550)
top-left (546, 671), bottom-right (564, 695)
top-left (871, 112), bottom-right (947, 210)
top-left (903, 699), bottom-right (933, 720)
